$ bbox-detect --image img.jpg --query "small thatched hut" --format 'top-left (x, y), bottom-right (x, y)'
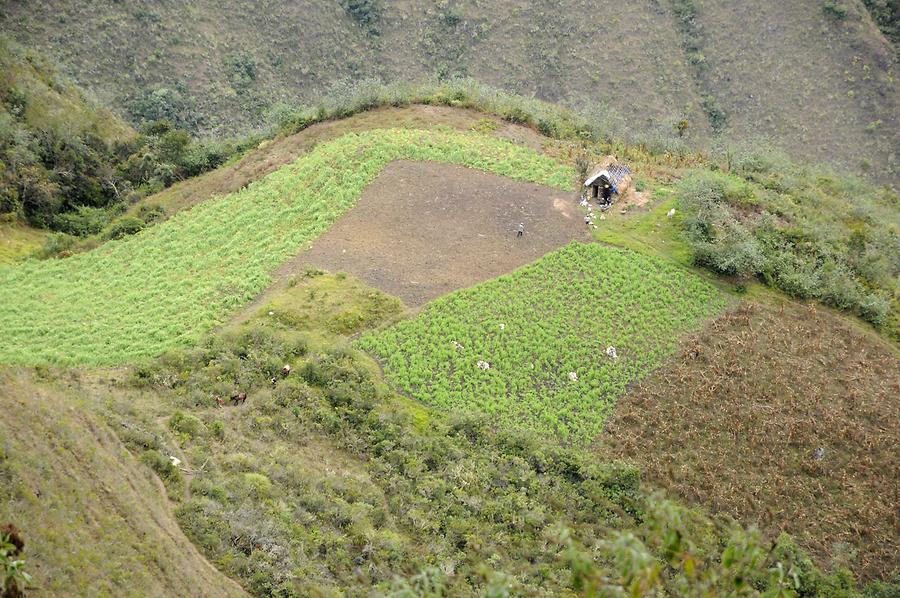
top-left (584, 156), bottom-right (632, 204)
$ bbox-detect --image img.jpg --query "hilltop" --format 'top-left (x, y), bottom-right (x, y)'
top-left (1, 0), bottom-right (897, 182)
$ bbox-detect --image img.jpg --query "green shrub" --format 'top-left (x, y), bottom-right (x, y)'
top-left (169, 410), bottom-right (207, 438)
top-left (31, 231), bottom-right (79, 258)
top-left (823, 2), bottom-right (849, 18)
top-left (50, 205), bottom-right (112, 236)
top-left (341, 0), bottom-right (381, 28)
top-left (104, 215), bottom-right (145, 240)
top-left (141, 448), bottom-right (184, 499)
top-left (241, 472), bottom-right (273, 499)
top-left (678, 171), bottom-right (765, 277)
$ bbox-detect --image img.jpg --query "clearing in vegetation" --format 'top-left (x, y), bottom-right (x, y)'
top-left (284, 160), bottom-right (591, 306)
top-left (596, 301), bottom-right (900, 582)
top-left (358, 242), bottom-right (727, 442)
top-left (0, 128), bottom-right (573, 366)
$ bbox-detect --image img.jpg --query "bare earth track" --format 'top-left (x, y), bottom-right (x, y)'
top-left (276, 160), bottom-right (591, 306)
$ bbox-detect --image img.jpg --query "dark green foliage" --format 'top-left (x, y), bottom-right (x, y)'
top-left (671, 0), bottom-right (730, 134)
top-left (701, 94), bottom-right (728, 133)
top-left (223, 52), bottom-right (257, 93)
top-left (823, 2), bottom-right (850, 19)
top-left (862, 0), bottom-right (900, 45)
top-left (123, 83), bottom-right (201, 132)
top-left (341, 0), bottom-right (381, 32)
top-left (0, 42), bottom-right (252, 239)
top-left (677, 165), bottom-right (897, 331)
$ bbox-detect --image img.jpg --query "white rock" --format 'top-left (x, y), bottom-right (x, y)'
top-left (169, 456), bottom-right (182, 467)
top-left (568, 371), bottom-right (578, 382)
top-left (667, 208), bottom-right (676, 218)
top-left (476, 360), bottom-right (491, 370)
top-left (606, 346), bottom-right (618, 360)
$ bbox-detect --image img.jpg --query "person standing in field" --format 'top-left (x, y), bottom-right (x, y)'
top-left (516, 223), bottom-right (525, 237)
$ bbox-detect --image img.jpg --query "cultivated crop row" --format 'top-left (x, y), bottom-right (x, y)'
top-left (0, 129), bottom-right (574, 365)
top-left (357, 242), bottom-right (726, 442)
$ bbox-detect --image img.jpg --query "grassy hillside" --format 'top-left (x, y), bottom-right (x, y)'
top-left (101, 271), bottom-right (873, 596)
top-left (0, 368), bottom-right (246, 597)
top-left (0, 128), bottom-right (572, 365)
top-left (0, 97), bottom-right (896, 596)
top-left (1, 0), bottom-right (896, 181)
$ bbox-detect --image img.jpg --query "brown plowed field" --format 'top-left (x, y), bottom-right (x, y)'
top-left (596, 301), bottom-right (900, 582)
top-left (278, 160), bottom-right (591, 306)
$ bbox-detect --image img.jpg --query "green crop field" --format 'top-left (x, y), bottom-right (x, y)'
top-left (0, 129), bottom-right (573, 365)
top-left (358, 242), bottom-right (727, 441)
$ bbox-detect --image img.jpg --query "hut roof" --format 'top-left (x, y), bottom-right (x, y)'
top-left (584, 163), bottom-right (630, 187)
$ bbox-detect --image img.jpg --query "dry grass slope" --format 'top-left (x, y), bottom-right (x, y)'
top-left (597, 301), bottom-right (900, 582)
top-left (2, 0), bottom-right (895, 179)
top-left (0, 368), bottom-right (247, 597)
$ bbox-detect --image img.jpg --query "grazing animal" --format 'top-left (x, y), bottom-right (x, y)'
top-left (281, 364), bottom-right (292, 377)
top-left (270, 377), bottom-right (277, 388)
top-left (215, 396), bottom-right (226, 408)
top-left (231, 392), bottom-right (247, 406)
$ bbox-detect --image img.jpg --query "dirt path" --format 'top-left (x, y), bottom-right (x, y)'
top-left (262, 160), bottom-right (591, 307)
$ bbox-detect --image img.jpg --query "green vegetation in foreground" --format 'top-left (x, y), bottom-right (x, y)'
top-left (115, 271), bottom-right (865, 596)
top-left (358, 242), bottom-right (726, 442)
top-left (0, 128), bottom-right (572, 366)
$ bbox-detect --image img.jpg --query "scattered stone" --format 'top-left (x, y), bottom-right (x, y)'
top-left (476, 360), bottom-right (491, 370)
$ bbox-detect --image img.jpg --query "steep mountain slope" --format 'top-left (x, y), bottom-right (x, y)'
top-left (1, 0), bottom-right (895, 180)
top-left (698, 0), bottom-right (898, 178)
top-left (0, 368), bottom-right (247, 597)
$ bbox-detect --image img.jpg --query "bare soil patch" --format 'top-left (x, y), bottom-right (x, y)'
top-left (595, 301), bottom-right (900, 582)
top-left (273, 160), bottom-right (590, 306)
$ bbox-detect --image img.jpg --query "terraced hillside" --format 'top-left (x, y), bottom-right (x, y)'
top-left (0, 129), bottom-right (573, 365)
top-left (2, 0), bottom-right (896, 180)
top-left (0, 98), bottom-right (897, 596)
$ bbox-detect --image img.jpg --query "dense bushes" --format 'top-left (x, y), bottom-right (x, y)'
top-left (677, 162), bottom-right (898, 332)
top-left (0, 39), bottom-right (253, 240)
top-left (118, 277), bottom-right (887, 596)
